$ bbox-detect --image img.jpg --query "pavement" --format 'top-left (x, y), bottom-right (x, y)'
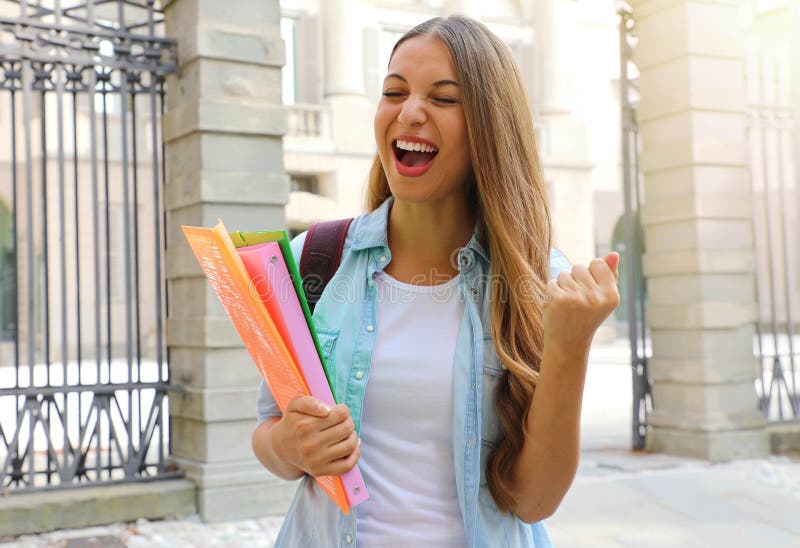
top-left (5, 340), bottom-right (800, 547)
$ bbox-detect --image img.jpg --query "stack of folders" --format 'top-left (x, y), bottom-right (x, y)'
top-left (182, 221), bottom-right (369, 514)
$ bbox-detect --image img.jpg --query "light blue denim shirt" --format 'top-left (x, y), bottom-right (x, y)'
top-left (256, 198), bottom-right (572, 547)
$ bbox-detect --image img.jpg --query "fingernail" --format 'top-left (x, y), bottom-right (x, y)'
top-left (318, 403), bottom-right (331, 415)
top-left (358, 437), bottom-right (362, 447)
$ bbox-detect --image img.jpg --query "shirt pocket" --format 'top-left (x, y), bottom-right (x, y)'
top-left (481, 336), bottom-right (505, 449)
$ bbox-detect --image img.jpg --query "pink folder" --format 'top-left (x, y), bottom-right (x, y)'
top-left (183, 222), bottom-right (350, 514)
top-left (238, 241), bottom-right (369, 508)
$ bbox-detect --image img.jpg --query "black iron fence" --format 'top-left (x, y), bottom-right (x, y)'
top-left (0, 0), bottom-right (178, 491)
top-left (617, 7), bottom-right (651, 451)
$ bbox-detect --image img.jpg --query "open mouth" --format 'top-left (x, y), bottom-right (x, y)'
top-left (392, 139), bottom-right (439, 168)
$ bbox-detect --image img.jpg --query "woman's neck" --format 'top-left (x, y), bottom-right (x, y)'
top-left (384, 197), bottom-right (474, 285)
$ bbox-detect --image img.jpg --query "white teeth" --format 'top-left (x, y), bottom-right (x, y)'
top-left (395, 139), bottom-right (437, 153)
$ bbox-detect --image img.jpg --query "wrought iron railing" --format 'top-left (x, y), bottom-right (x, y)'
top-left (286, 102), bottom-right (331, 139)
top-left (747, 107), bottom-right (800, 421)
top-left (618, 6), bottom-right (652, 450)
top-left (0, 0), bottom-right (178, 491)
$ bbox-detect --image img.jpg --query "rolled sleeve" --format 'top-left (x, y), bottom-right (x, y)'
top-left (256, 379), bottom-right (282, 425)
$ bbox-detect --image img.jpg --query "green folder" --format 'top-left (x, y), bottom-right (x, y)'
top-left (229, 229), bottom-right (336, 400)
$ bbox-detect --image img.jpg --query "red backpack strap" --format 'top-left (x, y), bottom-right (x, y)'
top-left (300, 218), bottom-right (354, 314)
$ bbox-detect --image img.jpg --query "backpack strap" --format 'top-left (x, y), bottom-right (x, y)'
top-left (300, 218), bottom-right (354, 314)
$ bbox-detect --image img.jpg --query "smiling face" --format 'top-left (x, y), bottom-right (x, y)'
top-left (374, 36), bottom-right (473, 207)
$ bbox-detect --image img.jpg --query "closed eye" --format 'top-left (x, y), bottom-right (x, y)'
top-left (382, 92), bottom-right (405, 99)
top-left (433, 97), bottom-right (458, 105)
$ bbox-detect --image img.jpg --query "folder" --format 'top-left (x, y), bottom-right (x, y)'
top-left (182, 221), bottom-right (365, 514)
top-left (237, 241), bottom-right (369, 508)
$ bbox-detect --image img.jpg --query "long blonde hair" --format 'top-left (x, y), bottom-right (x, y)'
top-left (366, 15), bottom-right (552, 513)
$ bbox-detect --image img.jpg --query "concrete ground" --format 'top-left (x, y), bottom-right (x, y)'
top-left (5, 339), bottom-right (800, 547)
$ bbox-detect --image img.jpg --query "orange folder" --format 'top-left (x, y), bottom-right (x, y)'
top-left (182, 221), bottom-right (351, 514)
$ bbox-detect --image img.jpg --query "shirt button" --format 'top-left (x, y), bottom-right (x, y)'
top-left (345, 533), bottom-right (353, 544)
top-left (366, 325), bottom-right (374, 333)
top-left (470, 287), bottom-right (478, 296)
top-left (466, 493), bottom-right (473, 502)
top-left (355, 371), bottom-right (364, 380)
top-left (379, 255), bottom-right (387, 262)
top-left (468, 436), bottom-right (477, 448)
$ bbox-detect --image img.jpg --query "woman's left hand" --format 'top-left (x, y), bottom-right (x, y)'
top-left (542, 252), bottom-right (621, 353)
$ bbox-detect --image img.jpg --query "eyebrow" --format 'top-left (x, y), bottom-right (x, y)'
top-left (384, 73), bottom-right (460, 87)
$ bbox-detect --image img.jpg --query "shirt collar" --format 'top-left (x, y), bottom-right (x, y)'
top-left (349, 196), bottom-right (489, 263)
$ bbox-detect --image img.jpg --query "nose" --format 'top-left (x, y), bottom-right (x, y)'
top-left (397, 95), bottom-right (427, 127)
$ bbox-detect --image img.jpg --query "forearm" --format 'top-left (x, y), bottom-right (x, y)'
top-left (511, 341), bottom-right (590, 523)
top-left (252, 417), bottom-right (305, 481)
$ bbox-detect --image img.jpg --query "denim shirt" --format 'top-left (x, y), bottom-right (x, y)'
top-left (256, 198), bottom-right (572, 547)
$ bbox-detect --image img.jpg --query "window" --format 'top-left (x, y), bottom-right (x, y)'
top-left (290, 174), bottom-right (319, 195)
top-left (281, 16), bottom-right (298, 105)
top-left (364, 26), bottom-right (408, 102)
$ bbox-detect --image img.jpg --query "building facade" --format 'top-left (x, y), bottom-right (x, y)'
top-left (279, 0), bottom-right (624, 269)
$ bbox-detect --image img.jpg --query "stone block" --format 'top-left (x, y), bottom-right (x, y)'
top-left (169, 455), bottom-right (298, 520)
top-left (0, 480), bottom-right (196, 537)
top-left (165, 171), bottom-right (290, 211)
top-left (164, 0), bottom-right (283, 67)
top-left (164, 98), bottom-right (287, 142)
top-left (640, 111), bottom-right (747, 173)
top-left (649, 324), bottom-right (756, 362)
top-left (167, 277), bottom-right (227, 318)
top-left (649, 355), bottom-right (759, 384)
top-left (644, 219), bottom-right (752, 253)
top-left (647, 426), bottom-right (769, 461)
top-left (165, 245), bottom-right (204, 280)
top-left (171, 416), bottom-right (256, 462)
top-left (168, 457), bottom-right (293, 489)
top-left (768, 422), bottom-right (800, 453)
top-left (196, 478), bottom-right (297, 521)
top-left (198, 27), bottom-right (284, 68)
top-left (167, 58), bottom-right (282, 111)
top-left (165, 132), bottom-right (285, 175)
top-left (643, 165), bottom-right (749, 200)
top-left (638, 56), bottom-right (745, 121)
top-left (643, 248), bottom-right (754, 276)
top-left (647, 273), bottom-right (755, 304)
top-left (633, 1), bottom-right (743, 70)
top-left (170, 385), bottom-right (261, 422)
top-left (647, 301), bottom-right (755, 329)
top-left (166, 202), bottom-right (286, 265)
top-left (169, 347), bottom-right (261, 388)
top-left (648, 380), bottom-right (765, 429)
top-left (167, 316), bottom-right (242, 348)
top-left (641, 192), bottom-right (751, 225)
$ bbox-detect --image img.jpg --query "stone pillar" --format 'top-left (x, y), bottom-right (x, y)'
top-left (533, 0), bottom-right (570, 115)
top-left (163, 0), bottom-right (297, 521)
top-left (322, 0), bottom-right (364, 98)
top-left (631, 0), bottom-right (769, 460)
top-left (321, 0), bottom-right (374, 153)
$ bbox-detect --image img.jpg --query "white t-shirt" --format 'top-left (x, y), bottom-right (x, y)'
top-left (356, 271), bottom-right (468, 547)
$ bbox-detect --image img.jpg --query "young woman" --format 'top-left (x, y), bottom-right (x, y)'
top-left (252, 15), bottom-right (619, 547)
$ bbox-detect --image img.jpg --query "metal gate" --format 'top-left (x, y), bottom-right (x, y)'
top-left (0, 0), bottom-right (177, 491)
top-left (745, 2), bottom-right (799, 423)
top-left (618, 7), bottom-right (651, 451)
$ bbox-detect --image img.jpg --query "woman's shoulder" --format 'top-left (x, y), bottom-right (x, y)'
top-left (288, 214), bottom-right (366, 266)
